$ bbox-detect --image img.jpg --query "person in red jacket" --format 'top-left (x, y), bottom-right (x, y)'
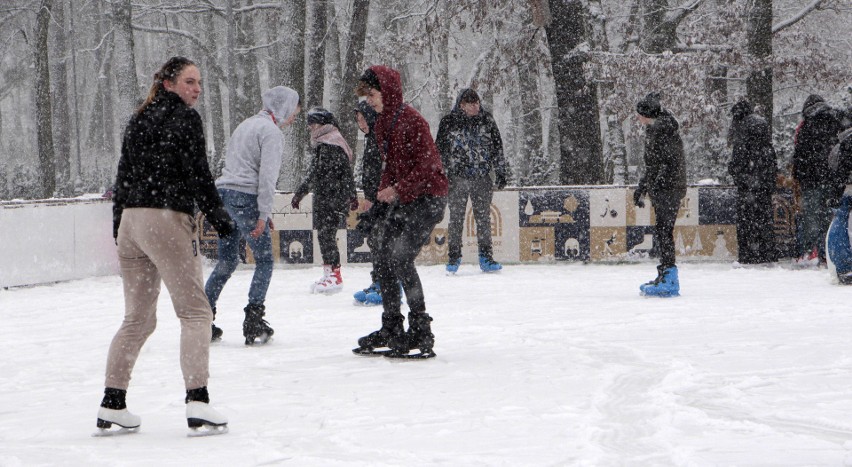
top-left (352, 65), bottom-right (448, 359)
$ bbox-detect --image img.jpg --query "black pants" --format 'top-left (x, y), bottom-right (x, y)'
top-left (650, 191), bottom-right (683, 269)
top-left (735, 187), bottom-right (777, 264)
top-left (447, 175), bottom-right (494, 261)
top-left (373, 196), bottom-right (446, 318)
top-left (317, 226), bottom-right (340, 267)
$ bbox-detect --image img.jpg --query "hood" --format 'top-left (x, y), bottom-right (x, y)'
top-left (803, 100), bottom-right (833, 121)
top-left (355, 100), bottom-right (377, 130)
top-left (653, 109), bottom-right (680, 132)
top-left (450, 88), bottom-right (487, 116)
top-left (802, 94), bottom-right (825, 114)
top-left (731, 100), bottom-right (753, 121)
top-left (262, 86), bottom-right (300, 123)
top-left (369, 65), bottom-right (404, 112)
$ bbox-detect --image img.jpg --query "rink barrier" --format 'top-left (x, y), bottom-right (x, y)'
top-left (0, 186), bottom-right (798, 288)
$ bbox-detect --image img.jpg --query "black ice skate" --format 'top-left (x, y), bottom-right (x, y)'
top-left (243, 304), bottom-right (274, 345)
top-left (211, 307), bottom-right (223, 342)
top-left (352, 314), bottom-right (404, 356)
top-left (385, 312), bottom-right (436, 360)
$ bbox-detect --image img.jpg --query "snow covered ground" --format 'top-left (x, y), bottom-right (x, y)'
top-left (3, 261), bottom-right (852, 466)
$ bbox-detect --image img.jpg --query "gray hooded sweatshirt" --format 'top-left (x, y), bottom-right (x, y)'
top-left (216, 86), bottom-right (300, 221)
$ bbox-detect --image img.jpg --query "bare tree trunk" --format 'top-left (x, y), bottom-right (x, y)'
top-left (305, 0), bottom-right (326, 108)
top-left (111, 0), bottom-right (139, 133)
top-left (204, 11), bottom-right (226, 176)
top-left (325, 0), bottom-right (342, 115)
top-left (234, 0), bottom-right (261, 125)
top-left (746, 0), bottom-right (773, 127)
top-left (50, 0), bottom-right (71, 196)
top-left (337, 0), bottom-right (370, 151)
top-left (428, 7), bottom-right (450, 119)
top-left (545, 0), bottom-right (603, 185)
top-left (36, 0), bottom-right (56, 198)
top-left (225, 0), bottom-right (238, 133)
top-left (279, 0), bottom-right (308, 190)
top-left (518, 56), bottom-right (548, 185)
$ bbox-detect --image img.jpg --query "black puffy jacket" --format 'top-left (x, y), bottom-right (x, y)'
top-left (793, 100), bottom-right (841, 190)
top-left (638, 110), bottom-right (687, 199)
top-left (728, 110), bottom-right (777, 193)
top-left (113, 89), bottom-right (233, 237)
top-left (295, 143), bottom-right (356, 231)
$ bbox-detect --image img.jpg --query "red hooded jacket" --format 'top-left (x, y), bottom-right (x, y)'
top-left (369, 65), bottom-right (448, 204)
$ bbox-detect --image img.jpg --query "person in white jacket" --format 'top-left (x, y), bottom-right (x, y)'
top-left (205, 86), bottom-right (300, 345)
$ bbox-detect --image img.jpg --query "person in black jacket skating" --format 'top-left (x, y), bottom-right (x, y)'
top-left (352, 101), bottom-right (389, 305)
top-left (727, 99), bottom-right (778, 265)
top-left (792, 94), bottom-right (841, 266)
top-left (436, 88), bottom-right (509, 274)
top-left (99, 56), bottom-right (234, 435)
top-left (633, 92), bottom-right (686, 297)
top-left (292, 108), bottom-right (357, 293)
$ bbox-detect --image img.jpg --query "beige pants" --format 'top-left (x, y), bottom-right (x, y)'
top-left (105, 208), bottom-right (212, 390)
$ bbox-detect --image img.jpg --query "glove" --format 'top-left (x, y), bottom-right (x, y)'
top-left (495, 173), bottom-right (507, 190)
top-left (215, 219), bottom-right (236, 239)
top-left (633, 189), bottom-right (645, 208)
top-left (350, 197), bottom-right (360, 211)
top-left (291, 195), bottom-right (302, 210)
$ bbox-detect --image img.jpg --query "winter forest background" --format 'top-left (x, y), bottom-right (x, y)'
top-left (1, 0), bottom-right (850, 201)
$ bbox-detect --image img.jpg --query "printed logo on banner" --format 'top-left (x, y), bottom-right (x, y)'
top-left (347, 229), bottom-right (372, 263)
top-left (589, 189), bottom-right (626, 228)
top-left (519, 227), bottom-right (556, 261)
top-left (279, 230), bottom-right (313, 264)
top-left (554, 224), bottom-right (590, 261)
top-left (625, 226), bottom-right (657, 260)
top-left (417, 227), bottom-right (449, 263)
top-left (590, 227), bottom-right (627, 260)
top-left (520, 190), bottom-right (590, 227)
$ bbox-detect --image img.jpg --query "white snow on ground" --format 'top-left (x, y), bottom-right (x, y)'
top-left (3, 262), bottom-right (852, 466)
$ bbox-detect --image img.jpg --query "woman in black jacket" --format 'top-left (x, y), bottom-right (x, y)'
top-left (292, 108), bottom-right (357, 294)
top-left (98, 57), bottom-right (234, 435)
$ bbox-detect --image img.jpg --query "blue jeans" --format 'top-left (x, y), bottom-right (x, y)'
top-left (205, 189), bottom-right (273, 308)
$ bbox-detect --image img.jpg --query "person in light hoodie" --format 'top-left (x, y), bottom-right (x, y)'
top-left (205, 86), bottom-right (301, 345)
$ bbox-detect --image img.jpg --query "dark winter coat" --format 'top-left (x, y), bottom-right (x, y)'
top-left (828, 127), bottom-right (852, 203)
top-left (793, 96), bottom-right (841, 190)
top-left (368, 65), bottom-right (448, 205)
top-left (728, 104), bottom-right (777, 194)
top-left (637, 109), bottom-right (687, 200)
top-left (435, 90), bottom-right (509, 183)
top-left (113, 89), bottom-right (233, 238)
top-left (294, 143), bottom-right (356, 231)
top-left (357, 101), bottom-right (382, 203)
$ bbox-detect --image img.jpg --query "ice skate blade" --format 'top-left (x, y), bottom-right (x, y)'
top-left (352, 347), bottom-right (393, 356)
top-left (383, 350), bottom-right (436, 360)
top-left (640, 291), bottom-right (680, 298)
top-left (244, 333), bottom-right (273, 346)
top-left (187, 423), bottom-right (229, 437)
top-left (352, 299), bottom-right (381, 307)
top-left (92, 425), bottom-right (139, 437)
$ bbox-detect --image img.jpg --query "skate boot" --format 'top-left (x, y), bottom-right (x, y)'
top-left (186, 387), bottom-right (228, 436)
top-left (95, 388), bottom-right (140, 435)
top-left (639, 265), bottom-right (665, 293)
top-left (243, 303), bottom-right (274, 345)
top-left (312, 265), bottom-right (343, 294)
top-left (446, 258), bottom-right (461, 274)
top-left (386, 312), bottom-right (435, 359)
top-left (479, 254), bottom-right (503, 273)
top-left (366, 282), bottom-right (403, 306)
top-left (211, 307), bottom-right (223, 342)
top-left (641, 266), bottom-right (680, 297)
top-left (353, 282), bottom-right (380, 305)
top-left (353, 313), bottom-right (405, 355)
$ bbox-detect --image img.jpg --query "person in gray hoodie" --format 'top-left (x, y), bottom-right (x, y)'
top-left (205, 86), bottom-right (301, 345)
